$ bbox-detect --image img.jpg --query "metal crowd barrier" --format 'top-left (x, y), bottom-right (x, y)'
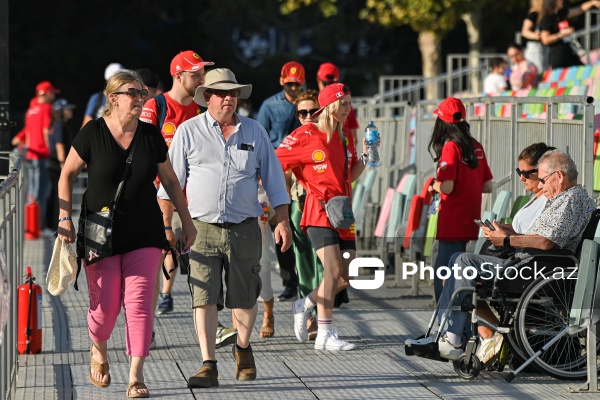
top-left (0, 150), bottom-right (25, 400)
top-left (414, 95), bottom-right (595, 206)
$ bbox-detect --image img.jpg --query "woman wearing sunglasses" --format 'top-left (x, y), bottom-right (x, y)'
top-left (58, 71), bottom-right (196, 398)
top-left (276, 83), bottom-right (371, 351)
top-left (492, 142), bottom-right (556, 236)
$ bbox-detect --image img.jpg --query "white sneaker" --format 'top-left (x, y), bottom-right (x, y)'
top-left (292, 298), bottom-right (310, 343)
top-left (314, 329), bottom-right (355, 351)
top-left (476, 332), bottom-right (504, 364)
top-left (438, 333), bottom-right (464, 361)
top-left (405, 334), bottom-right (437, 346)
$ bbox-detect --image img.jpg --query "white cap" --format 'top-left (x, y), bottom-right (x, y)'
top-left (104, 63), bottom-right (126, 81)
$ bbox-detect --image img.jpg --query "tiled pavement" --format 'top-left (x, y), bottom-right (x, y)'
top-left (12, 234), bottom-right (593, 399)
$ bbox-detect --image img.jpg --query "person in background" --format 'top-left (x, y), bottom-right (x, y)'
top-left (81, 63), bottom-right (127, 128)
top-left (257, 61), bottom-right (305, 302)
top-left (521, 0), bottom-right (549, 72)
top-left (135, 68), bottom-right (161, 101)
top-left (257, 181), bottom-right (278, 338)
top-left (277, 83), bottom-right (370, 351)
top-left (483, 57), bottom-right (508, 95)
top-left (507, 43), bottom-right (539, 91)
top-left (157, 68), bottom-right (291, 388)
top-left (427, 97), bottom-right (493, 302)
top-left (540, 0), bottom-right (600, 69)
top-left (316, 62), bottom-right (360, 145)
top-left (21, 81), bottom-right (58, 233)
top-left (46, 98), bottom-right (76, 231)
top-left (57, 71), bottom-right (197, 398)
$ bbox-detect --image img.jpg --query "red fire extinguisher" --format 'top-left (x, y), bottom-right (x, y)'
top-left (17, 266), bottom-right (42, 354)
top-left (25, 200), bottom-right (40, 240)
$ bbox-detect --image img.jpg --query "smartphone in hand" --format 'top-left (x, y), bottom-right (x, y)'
top-left (484, 219), bottom-right (496, 231)
top-left (474, 219), bottom-right (485, 228)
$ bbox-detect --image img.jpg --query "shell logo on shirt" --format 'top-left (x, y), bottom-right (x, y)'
top-left (312, 150), bottom-right (326, 163)
top-left (163, 122), bottom-right (176, 135)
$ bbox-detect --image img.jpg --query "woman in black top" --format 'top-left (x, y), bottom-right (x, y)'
top-left (522, 0), bottom-right (548, 72)
top-left (540, 0), bottom-right (600, 69)
top-left (58, 71), bottom-right (196, 398)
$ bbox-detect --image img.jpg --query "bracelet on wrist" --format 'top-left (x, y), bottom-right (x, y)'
top-left (164, 226), bottom-right (173, 231)
top-left (58, 216), bottom-right (72, 222)
top-left (361, 153), bottom-right (368, 166)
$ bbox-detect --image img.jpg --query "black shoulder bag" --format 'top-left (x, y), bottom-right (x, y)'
top-left (74, 126), bottom-right (141, 289)
top-left (319, 135), bottom-right (355, 229)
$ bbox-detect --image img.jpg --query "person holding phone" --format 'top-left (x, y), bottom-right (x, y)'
top-left (427, 97), bottom-right (493, 302)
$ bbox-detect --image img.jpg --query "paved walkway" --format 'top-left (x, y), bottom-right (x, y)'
top-left (12, 234), bottom-right (593, 399)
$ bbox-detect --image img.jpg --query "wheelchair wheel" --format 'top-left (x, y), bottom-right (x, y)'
top-left (514, 274), bottom-right (599, 380)
top-left (453, 353), bottom-right (482, 380)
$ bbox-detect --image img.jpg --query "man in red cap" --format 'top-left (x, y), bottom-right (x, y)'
top-left (18, 81), bottom-right (58, 233)
top-left (316, 62), bottom-right (360, 145)
top-left (257, 61), bottom-right (305, 302)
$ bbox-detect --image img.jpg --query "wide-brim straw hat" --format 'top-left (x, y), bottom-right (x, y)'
top-left (193, 68), bottom-right (252, 107)
top-left (47, 237), bottom-right (77, 296)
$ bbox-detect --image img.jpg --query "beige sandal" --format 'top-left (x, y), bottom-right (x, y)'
top-left (259, 316), bottom-right (275, 338)
top-left (89, 343), bottom-right (111, 388)
top-left (126, 381), bottom-right (150, 398)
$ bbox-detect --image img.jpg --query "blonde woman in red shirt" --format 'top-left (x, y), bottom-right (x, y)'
top-left (276, 83), bottom-right (370, 351)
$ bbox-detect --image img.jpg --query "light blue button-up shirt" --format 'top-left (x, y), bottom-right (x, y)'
top-left (157, 111), bottom-right (290, 224)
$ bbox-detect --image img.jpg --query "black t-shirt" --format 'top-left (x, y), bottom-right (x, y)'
top-left (523, 11), bottom-right (541, 45)
top-left (540, 8), bottom-right (582, 68)
top-left (72, 118), bottom-right (168, 255)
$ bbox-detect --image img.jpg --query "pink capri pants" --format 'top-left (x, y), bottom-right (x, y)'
top-left (86, 247), bottom-right (161, 357)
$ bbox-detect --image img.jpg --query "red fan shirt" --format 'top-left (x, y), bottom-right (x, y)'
top-left (276, 123), bottom-right (358, 240)
top-left (436, 139), bottom-right (493, 241)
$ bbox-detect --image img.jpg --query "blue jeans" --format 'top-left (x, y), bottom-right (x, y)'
top-left (433, 241), bottom-right (468, 302)
top-left (437, 252), bottom-right (509, 336)
top-left (26, 158), bottom-right (50, 229)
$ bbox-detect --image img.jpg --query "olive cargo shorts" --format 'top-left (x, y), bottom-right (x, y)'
top-left (188, 218), bottom-right (262, 310)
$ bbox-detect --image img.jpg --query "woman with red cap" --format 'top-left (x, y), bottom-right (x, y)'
top-left (276, 83), bottom-right (371, 351)
top-left (428, 97), bottom-right (493, 302)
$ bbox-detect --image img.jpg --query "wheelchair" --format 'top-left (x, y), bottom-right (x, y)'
top-left (405, 209), bottom-right (600, 381)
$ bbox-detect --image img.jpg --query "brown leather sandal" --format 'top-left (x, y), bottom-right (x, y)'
top-left (259, 316), bottom-right (274, 338)
top-left (89, 343), bottom-right (111, 388)
top-left (126, 381), bottom-right (150, 398)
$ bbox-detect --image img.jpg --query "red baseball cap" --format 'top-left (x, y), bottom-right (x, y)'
top-left (281, 61), bottom-right (305, 85)
top-left (314, 83), bottom-right (351, 117)
top-left (170, 50), bottom-right (214, 76)
top-left (434, 97), bottom-right (466, 123)
top-left (35, 81), bottom-right (59, 94)
top-left (317, 62), bottom-right (340, 83)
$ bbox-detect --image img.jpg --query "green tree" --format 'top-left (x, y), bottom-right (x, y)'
top-left (279, 0), bottom-right (522, 97)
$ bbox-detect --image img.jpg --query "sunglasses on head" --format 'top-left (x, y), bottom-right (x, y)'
top-left (539, 170), bottom-right (558, 185)
top-left (296, 108), bottom-right (320, 118)
top-left (206, 89), bottom-right (241, 98)
top-left (515, 167), bottom-right (538, 179)
top-left (113, 88), bottom-right (148, 99)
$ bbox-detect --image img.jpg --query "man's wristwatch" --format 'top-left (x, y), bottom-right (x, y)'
top-left (504, 235), bottom-right (511, 247)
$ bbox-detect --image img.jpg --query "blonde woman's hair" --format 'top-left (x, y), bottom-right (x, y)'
top-left (317, 100), bottom-right (344, 143)
top-left (103, 71), bottom-right (142, 117)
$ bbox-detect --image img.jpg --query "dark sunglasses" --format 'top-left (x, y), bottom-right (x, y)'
top-left (113, 88), bottom-right (148, 99)
top-left (539, 171), bottom-right (558, 185)
top-left (206, 89), bottom-right (240, 98)
top-left (515, 167), bottom-right (538, 179)
top-left (296, 108), bottom-right (320, 118)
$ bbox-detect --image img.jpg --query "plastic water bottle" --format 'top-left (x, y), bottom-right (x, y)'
top-left (365, 121), bottom-right (380, 167)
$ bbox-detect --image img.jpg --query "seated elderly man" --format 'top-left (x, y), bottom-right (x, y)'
top-left (406, 150), bottom-right (595, 363)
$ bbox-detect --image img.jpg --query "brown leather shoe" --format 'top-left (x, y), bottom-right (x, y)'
top-left (232, 345), bottom-right (257, 381)
top-left (188, 365), bottom-right (219, 388)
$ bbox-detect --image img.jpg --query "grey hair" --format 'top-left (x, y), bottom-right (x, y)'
top-left (538, 149), bottom-right (578, 181)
